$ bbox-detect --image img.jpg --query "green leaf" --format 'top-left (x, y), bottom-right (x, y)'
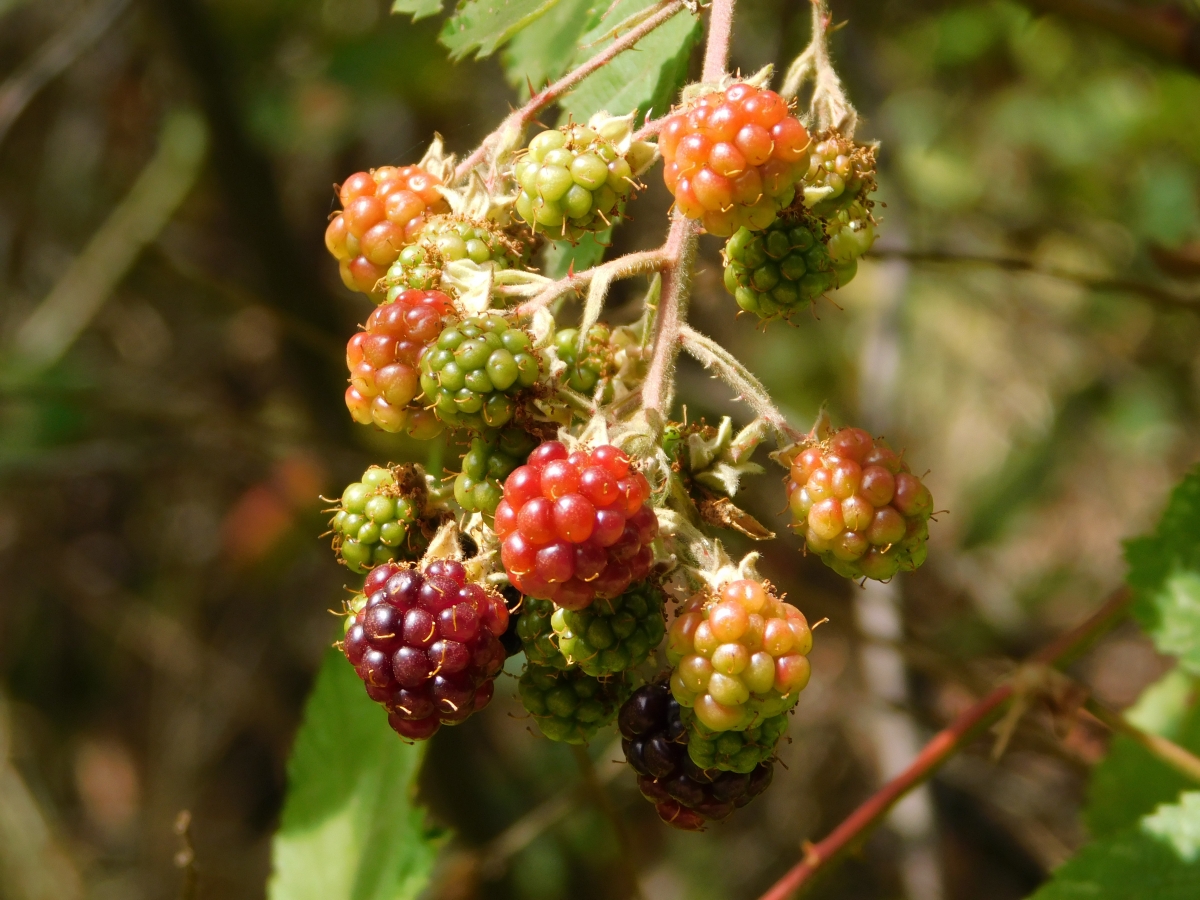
top-left (440, 0), bottom-right (564, 61)
top-left (1126, 468), bottom-right (1200, 675)
top-left (391, 0), bottom-right (445, 20)
top-left (1029, 793), bottom-right (1200, 899)
top-left (543, 230), bottom-right (610, 280)
top-left (502, 0), bottom-right (605, 98)
top-left (268, 649), bottom-right (440, 900)
top-left (1084, 668), bottom-right (1200, 839)
top-left (558, 1), bottom-right (701, 124)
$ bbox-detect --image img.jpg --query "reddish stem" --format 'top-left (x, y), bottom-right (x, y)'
top-left (701, 0), bottom-right (737, 82)
top-left (757, 586), bottom-right (1133, 900)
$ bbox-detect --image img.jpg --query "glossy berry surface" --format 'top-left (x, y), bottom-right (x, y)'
top-left (454, 428), bottom-right (536, 518)
top-left (552, 580), bottom-right (666, 677)
top-left (385, 215), bottom-right (527, 295)
top-left (660, 83), bottom-right (810, 236)
top-left (419, 314), bottom-right (541, 431)
top-left (619, 681), bottom-right (775, 830)
top-left (518, 661), bottom-right (629, 744)
top-left (325, 165), bottom-right (449, 297)
top-left (553, 324), bottom-right (615, 397)
top-left (686, 710), bottom-right (788, 773)
top-left (495, 441), bottom-right (658, 610)
top-left (667, 579), bottom-right (813, 733)
top-left (514, 596), bottom-right (569, 668)
top-left (345, 288), bottom-right (454, 435)
top-left (722, 213), bottom-right (853, 320)
top-left (786, 427), bottom-right (934, 581)
top-left (341, 559), bottom-right (509, 741)
top-left (514, 125), bottom-right (646, 241)
top-left (330, 464), bottom-right (431, 573)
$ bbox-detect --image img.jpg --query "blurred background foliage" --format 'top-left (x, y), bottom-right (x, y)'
top-left (2, 0), bottom-right (1200, 898)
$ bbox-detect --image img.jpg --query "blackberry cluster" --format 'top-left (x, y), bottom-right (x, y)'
top-left (553, 324), bottom-right (615, 396)
top-left (325, 166), bottom-right (449, 297)
top-left (552, 581), bottom-right (666, 677)
top-left (345, 288), bottom-right (453, 435)
top-left (786, 426), bottom-right (933, 581)
top-left (330, 464), bottom-right (436, 573)
top-left (341, 560), bottom-right (509, 741)
top-left (495, 441), bottom-right (657, 609)
top-left (721, 213), bottom-right (854, 320)
top-left (385, 215), bottom-right (527, 295)
top-left (619, 682), bottom-right (774, 830)
top-left (514, 125), bottom-right (641, 241)
top-left (660, 83), bottom-right (810, 236)
top-left (454, 428), bottom-right (537, 519)
top-left (419, 314), bottom-right (541, 431)
top-left (685, 710), bottom-right (788, 773)
top-left (518, 662), bottom-right (629, 744)
top-left (514, 596), bottom-right (568, 668)
top-left (666, 579), bottom-right (813, 733)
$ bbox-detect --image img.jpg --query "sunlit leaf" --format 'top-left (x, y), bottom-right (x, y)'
top-left (440, 0), bottom-right (564, 61)
top-left (391, 0), bottom-right (445, 20)
top-left (502, 0), bottom-right (604, 98)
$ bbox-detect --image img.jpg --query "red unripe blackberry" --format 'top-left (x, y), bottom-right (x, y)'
top-left (345, 288), bottom-right (454, 435)
top-left (326, 165), bottom-right (450, 298)
top-left (659, 85), bottom-right (810, 236)
top-left (341, 559), bottom-right (509, 741)
top-left (666, 579), bottom-right (813, 733)
top-left (619, 681), bottom-right (775, 830)
top-left (497, 441), bottom-right (657, 610)
top-left (785, 427), bottom-right (934, 581)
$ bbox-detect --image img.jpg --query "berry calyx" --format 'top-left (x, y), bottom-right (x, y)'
top-left (340, 559), bottom-right (509, 741)
top-left (345, 288), bottom-right (455, 435)
top-left (660, 84), bottom-right (810, 236)
top-left (496, 441), bottom-right (658, 610)
top-left (329, 464), bottom-right (442, 573)
top-left (384, 215), bottom-right (528, 296)
top-left (552, 580), bottom-right (666, 677)
top-left (326, 165), bottom-right (450, 297)
top-left (685, 709), bottom-right (788, 773)
top-left (619, 681), bottom-right (775, 829)
top-left (785, 426), bottom-right (934, 581)
top-left (666, 579), bottom-right (814, 733)
top-left (552, 324), bottom-right (616, 397)
top-left (518, 661), bottom-right (629, 744)
top-left (419, 314), bottom-right (542, 431)
top-left (454, 428), bottom-right (537, 519)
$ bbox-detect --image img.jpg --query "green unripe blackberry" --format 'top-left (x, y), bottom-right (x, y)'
top-left (329, 464), bottom-right (432, 573)
top-left (552, 324), bottom-right (614, 397)
top-left (826, 199), bottom-right (876, 268)
top-left (721, 214), bottom-right (856, 320)
top-left (384, 215), bottom-right (527, 296)
top-left (686, 711), bottom-right (788, 773)
top-left (551, 582), bottom-right (666, 677)
top-left (515, 597), bottom-right (568, 668)
top-left (518, 662), bottom-right (630, 744)
top-left (418, 314), bottom-right (541, 431)
top-left (513, 125), bottom-right (644, 242)
top-left (801, 131), bottom-right (877, 216)
top-left (454, 428), bottom-right (536, 518)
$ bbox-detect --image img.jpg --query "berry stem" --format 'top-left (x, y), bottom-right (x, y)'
top-left (453, 0), bottom-right (687, 182)
top-left (756, 585), bottom-right (1133, 900)
top-left (515, 248), bottom-right (670, 316)
top-left (642, 211), bottom-right (698, 419)
top-left (700, 0), bottom-right (738, 83)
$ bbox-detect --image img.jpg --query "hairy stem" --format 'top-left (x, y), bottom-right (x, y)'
top-left (454, 0), bottom-right (686, 181)
top-left (757, 586), bottom-right (1133, 900)
top-left (515, 249), bottom-right (669, 316)
top-left (701, 0), bottom-right (738, 82)
top-left (642, 212), bottom-right (697, 416)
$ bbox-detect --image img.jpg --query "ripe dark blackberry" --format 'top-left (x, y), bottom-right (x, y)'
top-left (345, 288), bottom-right (454, 435)
top-left (341, 559), bottom-right (509, 741)
top-left (330, 463), bottom-right (440, 573)
top-left (619, 681), bottom-right (775, 830)
top-left (518, 662), bottom-right (629, 744)
top-left (786, 427), bottom-right (933, 581)
top-left (454, 428), bottom-right (537, 519)
top-left (552, 324), bottom-right (615, 397)
top-left (495, 441), bottom-right (658, 610)
top-left (685, 710), bottom-right (788, 773)
top-left (666, 579), bottom-right (814, 733)
top-left (660, 83), bottom-right (810, 236)
top-left (552, 581), bottom-right (666, 677)
top-left (325, 165), bottom-right (449, 297)
top-left (721, 212), bottom-right (855, 320)
top-left (385, 215), bottom-right (527, 295)
top-left (419, 314), bottom-right (541, 431)
top-left (513, 124), bottom-right (647, 241)
top-left (514, 596), bottom-right (568, 668)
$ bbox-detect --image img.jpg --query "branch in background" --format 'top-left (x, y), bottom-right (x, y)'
top-left (0, 0), bottom-right (131, 147)
top-left (757, 586), bottom-right (1133, 900)
top-left (869, 247), bottom-right (1200, 314)
top-left (1022, 0), bottom-right (1200, 76)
